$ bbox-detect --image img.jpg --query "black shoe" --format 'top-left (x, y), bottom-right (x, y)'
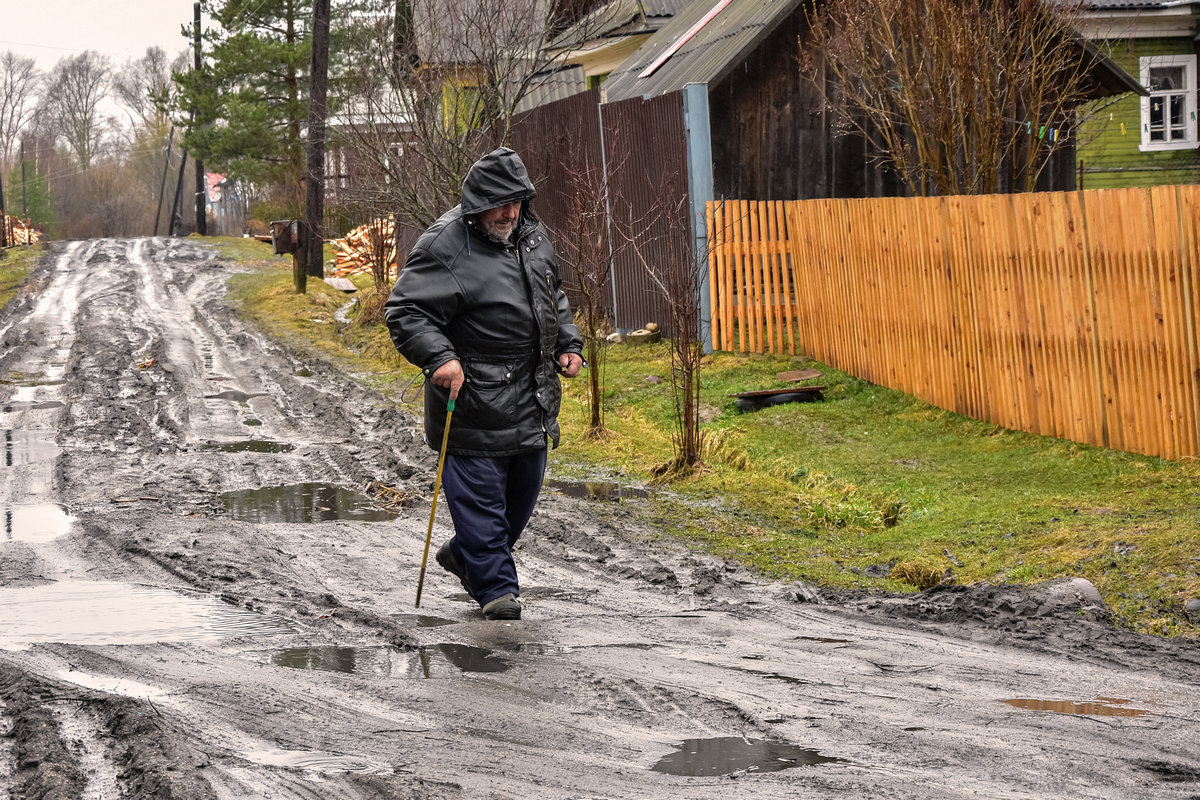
top-left (435, 541), bottom-right (473, 599)
top-left (482, 593), bottom-right (522, 620)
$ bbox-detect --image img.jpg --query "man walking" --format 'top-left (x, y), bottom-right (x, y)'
top-left (384, 147), bottom-right (584, 620)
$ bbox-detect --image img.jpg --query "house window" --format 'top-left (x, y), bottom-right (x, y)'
top-left (1139, 55), bottom-right (1198, 151)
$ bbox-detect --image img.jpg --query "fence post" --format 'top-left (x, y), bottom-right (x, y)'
top-left (1176, 185), bottom-right (1200, 457)
top-left (683, 83), bottom-right (714, 353)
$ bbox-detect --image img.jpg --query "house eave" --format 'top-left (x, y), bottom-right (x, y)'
top-left (1077, 4), bottom-right (1200, 39)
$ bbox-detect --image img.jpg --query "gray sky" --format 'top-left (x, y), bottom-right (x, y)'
top-left (0, 0), bottom-right (200, 73)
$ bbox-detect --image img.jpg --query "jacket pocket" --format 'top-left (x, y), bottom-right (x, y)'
top-left (459, 357), bottom-right (520, 431)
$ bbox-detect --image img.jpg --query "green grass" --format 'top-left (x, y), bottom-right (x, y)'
top-left (0, 244), bottom-right (45, 310)
top-left (211, 237), bottom-right (1200, 638)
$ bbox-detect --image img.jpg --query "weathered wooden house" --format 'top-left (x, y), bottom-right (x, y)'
top-left (599, 0), bottom-right (1144, 200)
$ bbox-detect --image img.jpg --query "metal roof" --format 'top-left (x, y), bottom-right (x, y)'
top-left (641, 0), bottom-right (694, 17)
top-left (601, 0), bottom-right (804, 101)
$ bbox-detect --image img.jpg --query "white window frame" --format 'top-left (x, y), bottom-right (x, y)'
top-left (1139, 54), bottom-right (1198, 152)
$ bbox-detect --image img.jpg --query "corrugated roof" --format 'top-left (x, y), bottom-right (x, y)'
top-left (641, 0), bottom-right (694, 17)
top-left (516, 66), bottom-right (589, 112)
top-left (602, 0), bottom-right (803, 101)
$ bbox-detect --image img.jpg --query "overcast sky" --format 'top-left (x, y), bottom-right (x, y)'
top-left (0, 0), bottom-right (200, 73)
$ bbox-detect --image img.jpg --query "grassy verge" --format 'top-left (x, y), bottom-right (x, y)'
top-left (0, 245), bottom-right (45, 310)
top-left (212, 236), bottom-right (1200, 638)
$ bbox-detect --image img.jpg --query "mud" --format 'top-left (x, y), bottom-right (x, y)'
top-left (0, 238), bottom-right (1198, 798)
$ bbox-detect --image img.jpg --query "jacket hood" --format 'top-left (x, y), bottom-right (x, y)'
top-left (461, 147), bottom-right (536, 215)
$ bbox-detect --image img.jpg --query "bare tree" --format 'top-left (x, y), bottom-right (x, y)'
top-left (0, 52), bottom-right (40, 169)
top-left (113, 47), bottom-right (181, 131)
top-left (619, 192), bottom-right (706, 479)
top-left (803, 0), bottom-right (1102, 195)
top-left (333, 0), bottom-right (606, 233)
top-left (555, 146), bottom-right (619, 439)
top-left (43, 51), bottom-right (113, 168)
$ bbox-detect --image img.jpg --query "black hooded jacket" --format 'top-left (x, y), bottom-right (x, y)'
top-left (383, 148), bottom-right (583, 456)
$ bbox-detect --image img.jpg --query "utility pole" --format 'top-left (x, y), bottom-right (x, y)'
top-left (171, 150), bottom-right (189, 236)
top-left (303, 0), bottom-right (331, 286)
top-left (0, 166), bottom-right (7, 248)
top-left (20, 141), bottom-right (26, 216)
top-left (193, 2), bottom-right (207, 236)
top-left (154, 127), bottom-right (176, 236)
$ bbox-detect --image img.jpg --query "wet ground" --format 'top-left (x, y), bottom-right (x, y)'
top-left (0, 238), bottom-right (1198, 799)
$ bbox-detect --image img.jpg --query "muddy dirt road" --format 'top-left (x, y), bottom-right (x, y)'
top-left (1, 238), bottom-right (1198, 799)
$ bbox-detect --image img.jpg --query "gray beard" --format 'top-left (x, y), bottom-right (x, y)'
top-left (480, 221), bottom-right (513, 243)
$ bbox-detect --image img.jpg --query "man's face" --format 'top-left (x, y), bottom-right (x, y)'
top-left (478, 201), bottom-right (521, 241)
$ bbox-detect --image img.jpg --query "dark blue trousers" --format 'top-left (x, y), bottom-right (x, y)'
top-left (440, 449), bottom-right (547, 606)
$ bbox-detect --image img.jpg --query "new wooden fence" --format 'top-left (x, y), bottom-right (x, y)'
top-left (707, 186), bottom-right (1200, 461)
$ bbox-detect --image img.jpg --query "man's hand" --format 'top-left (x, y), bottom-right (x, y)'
top-left (558, 352), bottom-right (584, 378)
top-left (430, 359), bottom-right (465, 399)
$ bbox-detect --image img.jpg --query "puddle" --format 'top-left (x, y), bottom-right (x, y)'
top-left (242, 419), bottom-right (263, 426)
top-left (218, 483), bottom-right (400, 523)
top-left (204, 390), bottom-right (264, 403)
top-left (269, 646), bottom-right (397, 675)
top-left (1003, 698), bottom-right (1150, 717)
top-left (260, 643), bottom-right (508, 677)
top-left (200, 440), bottom-right (296, 454)
top-left (391, 613), bottom-right (458, 628)
top-left (496, 642), bottom-right (574, 655)
top-left (55, 670), bottom-right (169, 700)
top-left (0, 401), bottom-right (65, 412)
top-left (245, 748), bottom-right (393, 775)
top-left (414, 644), bottom-right (508, 675)
top-left (0, 581), bottom-right (295, 650)
top-left (295, 367), bottom-right (313, 377)
top-left (544, 479), bottom-right (653, 501)
top-left (1, 504), bottom-right (73, 542)
top-left (795, 636), bottom-right (852, 644)
top-left (1, 430), bottom-right (59, 466)
top-left (651, 736), bottom-right (849, 776)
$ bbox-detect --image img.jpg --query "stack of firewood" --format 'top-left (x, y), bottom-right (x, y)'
top-left (329, 217), bottom-right (397, 279)
top-left (3, 215), bottom-right (40, 245)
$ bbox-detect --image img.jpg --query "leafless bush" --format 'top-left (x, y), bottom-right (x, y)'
top-left (802, 0), bottom-right (1098, 195)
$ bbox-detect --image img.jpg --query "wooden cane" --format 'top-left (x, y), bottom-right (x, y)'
top-left (415, 397), bottom-right (454, 608)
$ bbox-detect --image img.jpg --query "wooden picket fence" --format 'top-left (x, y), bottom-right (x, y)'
top-left (707, 186), bottom-right (1200, 461)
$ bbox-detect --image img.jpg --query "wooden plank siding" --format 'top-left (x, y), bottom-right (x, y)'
top-left (707, 186), bottom-right (1200, 460)
top-left (1076, 37), bottom-right (1200, 190)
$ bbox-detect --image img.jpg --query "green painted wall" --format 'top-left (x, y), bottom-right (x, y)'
top-left (1077, 37), bottom-right (1200, 189)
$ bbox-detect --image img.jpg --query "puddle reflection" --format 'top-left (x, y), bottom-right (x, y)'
top-left (651, 736), bottom-right (848, 776)
top-left (270, 646), bottom-right (396, 675)
top-left (0, 401), bottom-right (65, 413)
top-left (392, 613), bottom-right (458, 628)
top-left (0, 430), bottom-right (58, 467)
top-left (261, 643), bottom-right (509, 677)
top-left (1004, 698), bottom-right (1150, 717)
top-left (414, 644), bottom-right (509, 675)
top-left (544, 480), bottom-right (653, 501)
top-left (200, 440), bottom-right (296, 454)
top-left (219, 483), bottom-right (399, 523)
top-left (1, 504), bottom-right (73, 542)
top-left (0, 581), bottom-right (295, 650)
top-left (204, 390), bottom-right (265, 403)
